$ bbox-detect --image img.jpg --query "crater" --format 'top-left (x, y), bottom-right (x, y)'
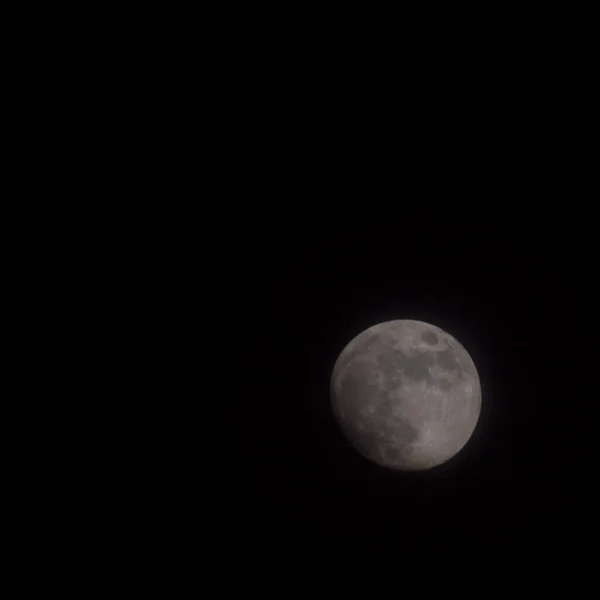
top-left (436, 348), bottom-right (459, 371)
top-left (402, 352), bottom-right (434, 381)
top-left (421, 331), bottom-right (438, 345)
top-left (377, 349), bottom-right (434, 381)
top-left (372, 397), bottom-right (394, 419)
top-left (376, 350), bottom-right (405, 375)
top-left (392, 415), bottom-right (420, 444)
top-left (438, 379), bottom-right (452, 391)
top-left (338, 370), bottom-right (379, 413)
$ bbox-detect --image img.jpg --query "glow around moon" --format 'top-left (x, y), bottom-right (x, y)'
top-left (330, 320), bottom-right (481, 471)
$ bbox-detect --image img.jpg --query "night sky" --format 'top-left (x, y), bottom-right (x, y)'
top-left (37, 9), bottom-right (597, 585)
top-left (226, 187), bottom-right (595, 572)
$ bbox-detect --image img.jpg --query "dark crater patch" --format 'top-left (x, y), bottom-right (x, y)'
top-left (354, 415), bottom-right (419, 459)
top-left (421, 331), bottom-right (438, 345)
top-left (436, 348), bottom-right (460, 371)
top-left (336, 366), bottom-right (421, 464)
top-left (389, 415), bottom-right (420, 445)
top-left (339, 370), bottom-right (378, 408)
top-left (402, 352), bottom-right (434, 381)
top-left (376, 350), bottom-right (434, 382)
top-left (376, 350), bottom-right (405, 376)
top-left (372, 396), bottom-right (394, 418)
top-left (438, 379), bottom-right (452, 391)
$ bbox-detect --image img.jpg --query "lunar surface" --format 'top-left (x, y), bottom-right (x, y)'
top-left (330, 320), bottom-right (481, 471)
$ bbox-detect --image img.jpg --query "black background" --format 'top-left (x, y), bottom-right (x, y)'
top-left (18, 6), bottom-right (598, 587)
top-left (225, 159), bottom-right (596, 572)
top-left (193, 37), bottom-right (599, 572)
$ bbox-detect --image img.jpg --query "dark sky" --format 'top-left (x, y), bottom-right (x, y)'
top-left (139, 15), bottom-right (600, 583)
top-left (226, 191), bottom-right (595, 573)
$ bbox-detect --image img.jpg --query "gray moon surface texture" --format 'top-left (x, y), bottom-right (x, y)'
top-left (330, 320), bottom-right (481, 471)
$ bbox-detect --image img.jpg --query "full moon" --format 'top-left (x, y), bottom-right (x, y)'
top-left (330, 320), bottom-right (481, 471)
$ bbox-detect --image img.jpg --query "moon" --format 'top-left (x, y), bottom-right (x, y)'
top-left (330, 320), bottom-right (481, 471)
